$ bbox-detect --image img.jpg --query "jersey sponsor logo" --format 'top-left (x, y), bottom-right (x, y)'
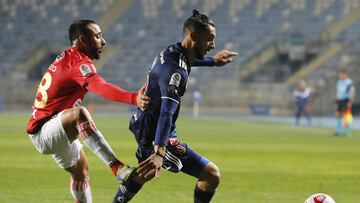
top-left (169, 73), bottom-right (181, 87)
top-left (79, 64), bottom-right (93, 77)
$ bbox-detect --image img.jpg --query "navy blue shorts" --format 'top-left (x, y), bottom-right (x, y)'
top-left (135, 137), bottom-right (209, 178)
top-left (337, 99), bottom-right (349, 112)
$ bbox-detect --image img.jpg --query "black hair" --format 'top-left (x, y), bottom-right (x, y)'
top-left (68, 19), bottom-right (95, 45)
top-left (338, 68), bottom-right (348, 74)
top-left (183, 9), bottom-right (215, 35)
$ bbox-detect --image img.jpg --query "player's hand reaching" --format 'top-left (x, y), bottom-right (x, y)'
top-left (136, 84), bottom-right (151, 111)
top-left (137, 146), bottom-right (165, 180)
top-left (213, 50), bottom-right (238, 66)
top-left (136, 154), bottom-right (163, 180)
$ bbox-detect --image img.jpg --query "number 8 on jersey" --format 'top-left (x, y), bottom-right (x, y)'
top-left (34, 72), bottom-right (52, 109)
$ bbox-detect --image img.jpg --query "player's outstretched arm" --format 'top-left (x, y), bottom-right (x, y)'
top-left (87, 75), bottom-right (150, 109)
top-left (193, 50), bottom-right (238, 67)
top-left (213, 50), bottom-right (238, 66)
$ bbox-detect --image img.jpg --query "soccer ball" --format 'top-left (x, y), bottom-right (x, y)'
top-left (304, 193), bottom-right (336, 203)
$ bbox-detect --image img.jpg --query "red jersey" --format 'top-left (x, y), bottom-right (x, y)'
top-left (27, 47), bottom-right (137, 134)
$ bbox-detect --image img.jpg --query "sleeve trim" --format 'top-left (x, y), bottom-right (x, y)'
top-left (161, 96), bottom-right (180, 104)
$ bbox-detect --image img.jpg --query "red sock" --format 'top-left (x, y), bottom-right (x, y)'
top-left (109, 159), bottom-right (124, 175)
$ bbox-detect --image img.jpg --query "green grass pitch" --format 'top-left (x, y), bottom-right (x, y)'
top-left (0, 113), bottom-right (360, 202)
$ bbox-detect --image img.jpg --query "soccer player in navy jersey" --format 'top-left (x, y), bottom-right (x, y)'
top-left (113, 9), bottom-right (238, 203)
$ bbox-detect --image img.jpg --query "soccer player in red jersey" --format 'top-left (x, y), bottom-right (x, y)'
top-left (26, 20), bottom-right (150, 203)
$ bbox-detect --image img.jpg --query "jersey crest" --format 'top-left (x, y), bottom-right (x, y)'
top-left (169, 73), bottom-right (181, 87)
top-left (79, 64), bottom-right (92, 77)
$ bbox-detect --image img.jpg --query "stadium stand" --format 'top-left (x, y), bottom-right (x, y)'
top-left (0, 0), bottom-right (117, 75)
top-left (0, 0), bottom-right (359, 115)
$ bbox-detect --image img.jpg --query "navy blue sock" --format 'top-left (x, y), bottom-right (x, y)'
top-left (113, 177), bottom-right (142, 203)
top-left (194, 184), bottom-right (215, 203)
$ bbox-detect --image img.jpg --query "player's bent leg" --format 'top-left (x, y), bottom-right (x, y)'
top-left (112, 173), bottom-right (149, 203)
top-left (65, 149), bottom-right (89, 179)
top-left (65, 150), bottom-right (92, 203)
top-left (194, 162), bottom-right (220, 203)
top-left (164, 138), bottom-right (219, 203)
top-left (62, 106), bottom-right (135, 184)
top-left (198, 162), bottom-right (220, 191)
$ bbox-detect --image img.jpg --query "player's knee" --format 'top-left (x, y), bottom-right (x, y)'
top-left (65, 106), bottom-right (81, 124)
top-left (66, 153), bottom-right (89, 180)
top-left (209, 164), bottom-right (221, 188)
top-left (82, 161), bottom-right (89, 174)
top-left (199, 162), bottom-right (221, 190)
top-left (67, 106), bottom-right (90, 123)
top-left (78, 106), bottom-right (93, 122)
top-left (75, 164), bottom-right (89, 180)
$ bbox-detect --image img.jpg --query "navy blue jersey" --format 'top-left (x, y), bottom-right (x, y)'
top-left (129, 43), bottom-right (214, 147)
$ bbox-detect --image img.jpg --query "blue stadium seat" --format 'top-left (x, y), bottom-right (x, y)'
top-left (1, 0), bottom-right (359, 91)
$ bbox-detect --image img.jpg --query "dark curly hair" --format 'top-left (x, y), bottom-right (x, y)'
top-left (183, 9), bottom-right (215, 35)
